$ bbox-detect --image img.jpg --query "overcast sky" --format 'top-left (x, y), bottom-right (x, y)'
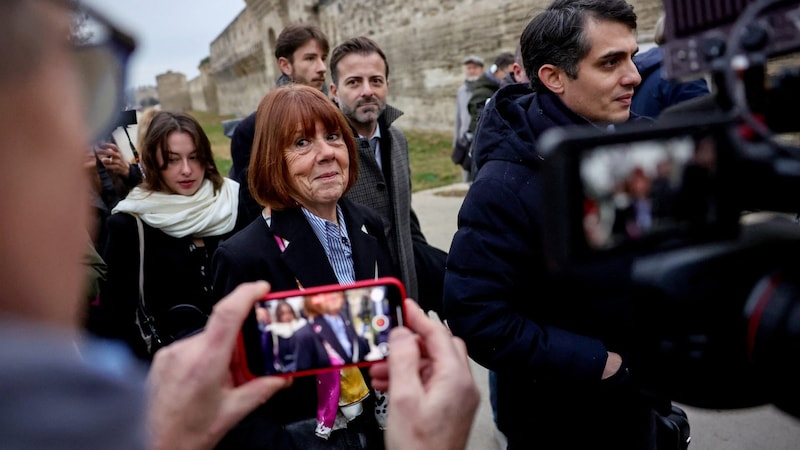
top-left (84, 0), bottom-right (246, 88)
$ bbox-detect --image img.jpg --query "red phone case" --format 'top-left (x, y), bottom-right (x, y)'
top-left (234, 277), bottom-right (407, 381)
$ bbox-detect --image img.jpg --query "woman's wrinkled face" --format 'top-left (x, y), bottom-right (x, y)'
top-left (284, 120), bottom-right (350, 215)
top-left (157, 131), bottom-right (204, 196)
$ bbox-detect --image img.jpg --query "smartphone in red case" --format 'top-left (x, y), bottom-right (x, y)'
top-left (235, 277), bottom-right (406, 380)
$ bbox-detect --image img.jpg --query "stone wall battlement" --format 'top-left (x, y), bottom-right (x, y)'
top-left (164, 0), bottom-right (663, 131)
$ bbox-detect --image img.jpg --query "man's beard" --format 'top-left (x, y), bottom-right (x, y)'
top-left (341, 97), bottom-right (386, 125)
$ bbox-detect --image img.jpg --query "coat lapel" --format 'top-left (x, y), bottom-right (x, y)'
top-left (269, 201), bottom-right (380, 287)
top-left (341, 199), bottom-right (380, 281)
top-left (269, 208), bottom-right (338, 288)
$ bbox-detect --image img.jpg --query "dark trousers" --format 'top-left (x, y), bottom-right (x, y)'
top-left (498, 373), bottom-right (658, 450)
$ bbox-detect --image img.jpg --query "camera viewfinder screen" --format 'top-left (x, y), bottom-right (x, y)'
top-left (579, 133), bottom-right (719, 250)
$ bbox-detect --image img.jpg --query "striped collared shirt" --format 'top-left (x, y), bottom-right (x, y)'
top-left (302, 205), bottom-right (355, 284)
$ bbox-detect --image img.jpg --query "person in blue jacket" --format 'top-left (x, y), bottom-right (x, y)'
top-left (631, 14), bottom-right (710, 118)
top-left (444, 1), bottom-right (669, 448)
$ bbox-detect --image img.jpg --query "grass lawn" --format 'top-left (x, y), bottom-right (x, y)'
top-left (187, 110), bottom-right (236, 176)
top-left (188, 110), bottom-right (460, 193)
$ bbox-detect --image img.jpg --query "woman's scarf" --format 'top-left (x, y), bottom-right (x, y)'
top-left (112, 178), bottom-right (239, 238)
top-left (314, 338), bottom-right (371, 440)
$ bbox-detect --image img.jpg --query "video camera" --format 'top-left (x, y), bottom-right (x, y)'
top-left (538, 0), bottom-right (800, 419)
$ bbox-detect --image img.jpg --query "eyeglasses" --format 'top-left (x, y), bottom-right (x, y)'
top-left (68, 2), bottom-right (136, 142)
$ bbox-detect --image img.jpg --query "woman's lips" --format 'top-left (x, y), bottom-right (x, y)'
top-left (315, 171), bottom-right (338, 181)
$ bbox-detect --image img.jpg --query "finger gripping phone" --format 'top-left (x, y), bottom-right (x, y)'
top-left (236, 277), bottom-right (406, 379)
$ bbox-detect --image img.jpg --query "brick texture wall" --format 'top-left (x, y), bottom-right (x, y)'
top-left (185, 0), bottom-right (664, 131)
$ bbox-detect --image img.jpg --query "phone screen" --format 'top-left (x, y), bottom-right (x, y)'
top-left (237, 277), bottom-right (406, 379)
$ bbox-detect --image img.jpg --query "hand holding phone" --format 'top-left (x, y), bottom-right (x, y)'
top-left (94, 142), bottom-right (131, 177)
top-left (236, 277), bottom-right (406, 379)
top-left (148, 281), bottom-right (291, 450)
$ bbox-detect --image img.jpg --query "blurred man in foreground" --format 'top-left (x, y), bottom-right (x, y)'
top-left (444, 1), bottom-right (669, 448)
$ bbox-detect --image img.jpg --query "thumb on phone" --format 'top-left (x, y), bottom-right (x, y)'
top-left (386, 324), bottom-right (424, 398)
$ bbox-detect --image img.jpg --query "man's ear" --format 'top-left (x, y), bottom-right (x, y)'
top-left (538, 64), bottom-right (565, 94)
top-left (277, 57), bottom-right (292, 77)
top-left (329, 82), bottom-right (338, 101)
top-left (513, 63), bottom-right (526, 83)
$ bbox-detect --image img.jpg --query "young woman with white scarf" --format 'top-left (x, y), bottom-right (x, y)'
top-left (95, 111), bottom-right (246, 362)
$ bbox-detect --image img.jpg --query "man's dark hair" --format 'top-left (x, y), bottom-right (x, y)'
top-left (274, 23), bottom-right (330, 62)
top-left (329, 36), bottom-right (390, 86)
top-left (520, 0), bottom-right (637, 91)
top-left (494, 52), bottom-right (516, 71)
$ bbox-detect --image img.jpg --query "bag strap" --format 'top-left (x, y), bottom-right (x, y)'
top-left (136, 215), bottom-right (144, 304)
top-left (134, 215), bottom-right (160, 347)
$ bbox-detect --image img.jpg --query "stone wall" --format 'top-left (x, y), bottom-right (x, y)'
top-left (188, 60), bottom-right (219, 113)
top-left (198, 0), bottom-right (664, 130)
top-left (156, 71), bottom-right (192, 112)
top-left (318, 0), bottom-right (537, 131)
top-left (210, 6), bottom-right (271, 117)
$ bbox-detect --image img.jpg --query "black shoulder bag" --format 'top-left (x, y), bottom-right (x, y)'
top-left (133, 216), bottom-right (209, 356)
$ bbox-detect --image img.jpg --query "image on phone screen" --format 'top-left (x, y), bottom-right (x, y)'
top-left (239, 278), bottom-right (405, 378)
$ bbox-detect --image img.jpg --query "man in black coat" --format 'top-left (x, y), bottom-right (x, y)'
top-left (444, 1), bottom-right (667, 448)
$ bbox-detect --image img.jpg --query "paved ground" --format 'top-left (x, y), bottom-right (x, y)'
top-left (412, 182), bottom-right (800, 450)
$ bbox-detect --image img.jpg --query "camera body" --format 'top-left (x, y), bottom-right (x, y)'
top-left (537, 0), bottom-right (800, 419)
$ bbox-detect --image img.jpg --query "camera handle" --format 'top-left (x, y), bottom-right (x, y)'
top-left (120, 124), bottom-right (138, 161)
